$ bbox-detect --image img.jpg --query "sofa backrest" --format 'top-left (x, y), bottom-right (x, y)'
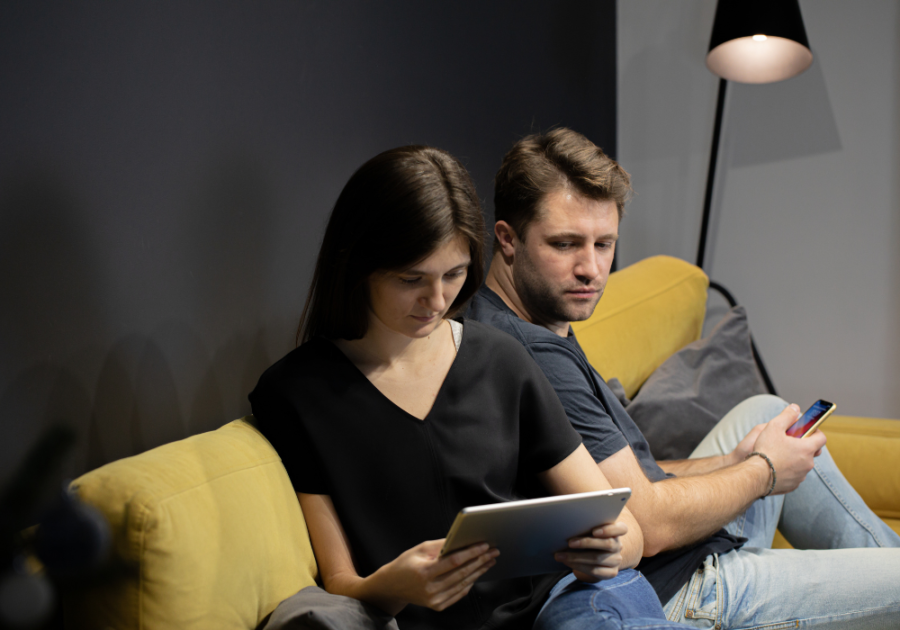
top-left (572, 255), bottom-right (709, 398)
top-left (65, 417), bottom-right (317, 630)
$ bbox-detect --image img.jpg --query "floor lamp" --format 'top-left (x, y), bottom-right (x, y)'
top-left (696, 0), bottom-right (814, 394)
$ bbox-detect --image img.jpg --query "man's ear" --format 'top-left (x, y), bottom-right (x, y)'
top-left (494, 221), bottom-right (518, 257)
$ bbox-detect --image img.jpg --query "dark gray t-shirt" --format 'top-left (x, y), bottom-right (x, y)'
top-left (468, 286), bottom-right (743, 603)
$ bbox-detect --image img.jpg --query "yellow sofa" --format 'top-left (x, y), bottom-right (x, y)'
top-left (65, 255), bottom-right (900, 628)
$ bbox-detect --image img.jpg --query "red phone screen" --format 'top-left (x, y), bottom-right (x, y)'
top-left (786, 400), bottom-right (833, 438)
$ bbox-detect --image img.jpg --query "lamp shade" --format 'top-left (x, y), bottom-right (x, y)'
top-left (706, 0), bottom-right (813, 84)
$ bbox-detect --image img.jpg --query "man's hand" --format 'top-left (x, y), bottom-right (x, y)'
top-left (750, 404), bottom-right (827, 495)
top-left (554, 521), bottom-right (626, 582)
top-left (729, 422), bottom-right (767, 466)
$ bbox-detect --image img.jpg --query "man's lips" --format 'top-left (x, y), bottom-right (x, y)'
top-left (566, 288), bottom-right (599, 297)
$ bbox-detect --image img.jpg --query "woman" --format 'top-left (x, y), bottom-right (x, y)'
top-left (250, 145), bottom-right (687, 630)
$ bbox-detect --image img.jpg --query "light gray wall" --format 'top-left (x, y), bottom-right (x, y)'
top-left (617, 0), bottom-right (900, 419)
top-left (0, 1), bottom-right (617, 493)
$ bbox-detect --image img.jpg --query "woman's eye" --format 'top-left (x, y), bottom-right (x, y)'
top-left (444, 269), bottom-right (467, 280)
top-left (399, 277), bottom-right (421, 285)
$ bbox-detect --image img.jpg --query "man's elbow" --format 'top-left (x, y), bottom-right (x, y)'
top-left (638, 522), bottom-right (678, 558)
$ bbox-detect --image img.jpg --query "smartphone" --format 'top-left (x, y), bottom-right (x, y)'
top-left (786, 399), bottom-right (836, 438)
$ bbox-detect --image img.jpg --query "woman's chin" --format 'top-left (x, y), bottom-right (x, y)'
top-left (405, 316), bottom-right (444, 338)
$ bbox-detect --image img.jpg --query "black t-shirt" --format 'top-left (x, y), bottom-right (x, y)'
top-left (249, 319), bottom-right (583, 630)
top-left (467, 287), bottom-right (744, 604)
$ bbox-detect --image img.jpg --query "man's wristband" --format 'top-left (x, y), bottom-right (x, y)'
top-left (746, 451), bottom-right (776, 497)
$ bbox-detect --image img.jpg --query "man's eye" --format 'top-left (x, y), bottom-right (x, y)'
top-left (596, 242), bottom-right (614, 250)
top-left (553, 242), bottom-right (573, 250)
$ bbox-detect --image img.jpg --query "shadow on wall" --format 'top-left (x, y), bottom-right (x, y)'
top-left (82, 148), bottom-right (279, 474)
top-left (86, 326), bottom-right (271, 473)
top-left (0, 168), bottom-right (103, 485)
top-left (727, 56), bottom-right (842, 168)
top-left (0, 153), bottom-right (276, 491)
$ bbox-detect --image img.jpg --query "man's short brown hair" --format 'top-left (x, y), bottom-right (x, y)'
top-left (493, 128), bottom-right (631, 248)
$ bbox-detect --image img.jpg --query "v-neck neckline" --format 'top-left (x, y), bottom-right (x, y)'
top-left (324, 320), bottom-right (465, 423)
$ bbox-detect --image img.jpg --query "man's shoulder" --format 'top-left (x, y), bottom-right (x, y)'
top-left (468, 287), bottom-right (586, 362)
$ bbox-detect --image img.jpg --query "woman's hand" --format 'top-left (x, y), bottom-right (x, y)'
top-left (554, 521), bottom-right (626, 583)
top-left (368, 540), bottom-right (499, 613)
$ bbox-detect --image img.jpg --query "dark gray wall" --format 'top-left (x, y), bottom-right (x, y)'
top-left (0, 2), bottom-right (616, 492)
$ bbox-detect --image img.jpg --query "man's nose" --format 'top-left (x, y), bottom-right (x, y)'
top-left (574, 247), bottom-right (601, 280)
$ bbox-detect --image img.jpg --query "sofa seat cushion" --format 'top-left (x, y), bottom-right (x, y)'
top-left (65, 417), bottom-right (317, 630)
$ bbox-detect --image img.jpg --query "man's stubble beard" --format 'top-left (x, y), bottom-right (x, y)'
top-left (514, 245), bottom-right (604, 326)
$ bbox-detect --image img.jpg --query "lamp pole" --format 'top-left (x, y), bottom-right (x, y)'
top-left (695, 77), bottom-right (727, 270)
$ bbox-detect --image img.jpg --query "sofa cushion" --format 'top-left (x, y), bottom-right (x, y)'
top-left (823, 415), bottom-right (900, 533)
top-left (572, 255), bottom-right (709, 398)
top-left (262, 586), bottom-right (398, 630)
top-left (625, 306), bottom-right (768, 460)
top-left (65, 417), bottom-right (317, 630)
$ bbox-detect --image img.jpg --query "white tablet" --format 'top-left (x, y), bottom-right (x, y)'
top-left (440, 488), bottom-right (631, 581)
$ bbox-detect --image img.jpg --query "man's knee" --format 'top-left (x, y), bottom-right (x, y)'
top-left (691, 395), bottom-right (788, 458)
top-left (717, 394), bottom-right (787, 436)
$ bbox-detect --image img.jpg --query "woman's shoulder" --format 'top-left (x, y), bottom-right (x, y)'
top-left (253, 336), bottom-right (341, 393)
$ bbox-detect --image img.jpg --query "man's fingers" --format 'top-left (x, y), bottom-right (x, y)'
top-left (773, 403), bottom-right (803, 429)
top-left (805, 430), bottom-right (827, 449)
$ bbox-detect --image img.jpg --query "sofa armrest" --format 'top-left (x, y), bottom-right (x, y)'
top-left (823, 415), bottom-right (900, 535)
top-left (773, 415), bottom-right (900, 548)
top-left (65, 418), bottom-right (317, 630)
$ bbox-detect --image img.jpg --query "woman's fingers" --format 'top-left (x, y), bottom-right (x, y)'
top-left (428, 553), bottom-right (498, 610)
top-left (553, 522), bottom-right (627, 583)
top-left (406, 541), bottom-right (499, 610)
top-left (571, 565), bottom-right (620, 583)
top-left (588, 521), bottom-right (628, 539)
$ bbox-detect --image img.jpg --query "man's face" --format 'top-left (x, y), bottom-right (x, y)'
top-left (512, 189), bottom-right (619, 332)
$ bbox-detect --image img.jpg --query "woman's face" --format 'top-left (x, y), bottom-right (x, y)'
top-left (367, 236), bottom-right (470, 340)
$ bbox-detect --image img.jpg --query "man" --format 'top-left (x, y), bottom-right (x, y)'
top-left (468, 127), bottom-right (900, 629)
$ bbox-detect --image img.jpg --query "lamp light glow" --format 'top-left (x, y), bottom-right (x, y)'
top-left (706, 0), bottom-right (812, 84)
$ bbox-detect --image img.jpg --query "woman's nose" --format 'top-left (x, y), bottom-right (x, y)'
top-left (421, 281), bottom-right (446, 312)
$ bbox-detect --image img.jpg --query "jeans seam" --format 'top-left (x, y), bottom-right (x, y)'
top-left (665, 574), bottom-right (691, 623)
top-left (714, 554), bottom-right (722, 630)
top-left (812, 460), bottom-right (887, 546)
top-left (737, 621), bottom-right (799, 630)
top-left (685, 558), bottom-right (717, 622)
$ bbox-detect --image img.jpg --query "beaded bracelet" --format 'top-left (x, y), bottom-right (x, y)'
top-left (746, 451), bottom-right (777, 497)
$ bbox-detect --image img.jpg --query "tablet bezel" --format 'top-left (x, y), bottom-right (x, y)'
top-left (440, 487), bottom-right (632, 581)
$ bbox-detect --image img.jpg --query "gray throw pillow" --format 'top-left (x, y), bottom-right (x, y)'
top-left (625, 306), bottom-right (767, 461)
top-left (262, 586), bottom-right (399, 630)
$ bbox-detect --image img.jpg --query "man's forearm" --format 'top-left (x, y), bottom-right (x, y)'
top-left (657, 452), bottom-right (737, 477)
top-left (641, 456), bottom-right (771, 554)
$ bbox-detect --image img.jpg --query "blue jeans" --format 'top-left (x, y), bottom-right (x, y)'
top-left (663, 395), bottom-right (900, 629)
top-left (536, 570), bottom-right (691, 630)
